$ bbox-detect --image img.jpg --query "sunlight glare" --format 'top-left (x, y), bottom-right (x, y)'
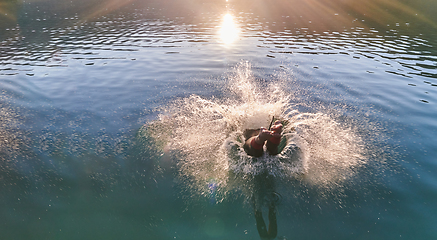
top-left (219, 14), bottom-right (239, 45)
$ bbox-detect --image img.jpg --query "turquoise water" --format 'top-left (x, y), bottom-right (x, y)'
top-left (1, 0), bottom-right (437, 239)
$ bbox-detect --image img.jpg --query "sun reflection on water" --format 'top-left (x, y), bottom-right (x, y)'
top-left (219, 13), bottom-right (239, 45)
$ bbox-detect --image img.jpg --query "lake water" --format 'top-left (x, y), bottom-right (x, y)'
top-left (1, 0), bottom-right (437, 239)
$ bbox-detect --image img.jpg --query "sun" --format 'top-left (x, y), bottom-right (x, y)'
top-left (219, 13), bottom-right (239, 45)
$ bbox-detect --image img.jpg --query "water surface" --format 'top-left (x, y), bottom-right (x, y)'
top-left (1, 0), bottom-right (437, 239)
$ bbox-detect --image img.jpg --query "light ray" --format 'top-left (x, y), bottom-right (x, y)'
top-left (0, 2), bottom-right (18, 22)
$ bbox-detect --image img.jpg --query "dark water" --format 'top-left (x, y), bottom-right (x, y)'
top-left (1, 0), bottom-right (437, 239)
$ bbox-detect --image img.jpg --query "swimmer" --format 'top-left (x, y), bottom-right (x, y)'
top-left (243, 120), bottom-right (282, 240)
top-left (243, 120), bottom-right (283, 157)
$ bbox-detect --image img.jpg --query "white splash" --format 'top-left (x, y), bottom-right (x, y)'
top-left (142, 62), bottom-right (366, 200)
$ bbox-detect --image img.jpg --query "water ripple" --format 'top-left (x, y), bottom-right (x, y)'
top-left (1, 5), bottom-right (436, 89)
